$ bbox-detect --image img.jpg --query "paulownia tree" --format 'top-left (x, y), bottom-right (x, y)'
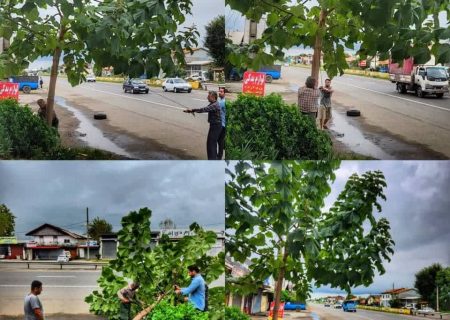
top-left (0, 0), bottom-right (198, 125)
top-left (0, 203), bottom-right (15, 236)
top-left (85, 207), bottom-right (225, 320)
top-left (226, 161), bottom-right (395, 320)
top-left (226, 0), bottom-right (450, 80)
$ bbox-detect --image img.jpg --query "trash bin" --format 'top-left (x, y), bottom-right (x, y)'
top-left (190, 81), bottom-right (200, 89)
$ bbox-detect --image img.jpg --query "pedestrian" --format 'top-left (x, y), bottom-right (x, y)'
top-left (39, 78), bottom-right (43, 89)
top-left (24, 280), bottom-right (44, 320)
top-left (318, 79), bottom-right (334, 130)
top-left (117, 281), bottom-right (141, 320)
top-left (217, 87), bottom-right (226, 160)
top-left (183, 91), bottom-right (222, 160)
top-left (174, 265), bottom-right (206, 311)
top-left (37, 99), bottom-right (59, 129)
top-left (298, 76), bottom-right (320, 122)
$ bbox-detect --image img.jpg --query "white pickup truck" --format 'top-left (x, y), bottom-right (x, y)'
top-left (389, 58), bottom-right (449, 98)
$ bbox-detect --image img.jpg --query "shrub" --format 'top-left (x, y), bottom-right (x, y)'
top-left (225, 307), bottom-right (250, 320)
top-left (0, 99), bottom-right (60, 159)
top-left (150, 301), bottom-right (209, 320)
top-left (226, 94), bottom-right (332, 160)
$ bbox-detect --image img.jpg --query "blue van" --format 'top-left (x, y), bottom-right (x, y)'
top-left (284, 301), bottom-right (306, 311)
top-left (342, 300), bottom-right (357, 312)
top-left (10, 76), bottom-right (39, 93)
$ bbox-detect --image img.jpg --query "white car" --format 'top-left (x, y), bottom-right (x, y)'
top-left (86, 74), bottom-right (96, 82)
top-left (417, 307), bottom-right (435, 315)
top-left (56, 254), bottom-right (69, 262)
top-left (162, 78), bottom-right (192, 93)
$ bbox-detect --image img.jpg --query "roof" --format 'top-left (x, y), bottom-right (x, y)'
top-left (381, 288), bottom-right (410, 295)
top-left (26, 223), bottom-right (86, 239)
top-left (186, 60), bottom-right (213, 66)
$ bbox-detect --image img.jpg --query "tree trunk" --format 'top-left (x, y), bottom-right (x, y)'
top-left (132, 294), bottom-right (165, 320)
top-left (311, 8), bottom-right (328, 84)
top-left (46, 25), bottom-right (66, 126)
top-left (272, 248), bottom-right (289, 320)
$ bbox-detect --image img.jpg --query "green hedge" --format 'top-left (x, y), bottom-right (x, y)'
top-left (150, 301), bottom-right (209, 320)
top-left (0, 99), bottom-right (60, 159)
top-left (225, 307), bottom-right (250, 320)
top-left (226, 94), bottom-right (332, 160)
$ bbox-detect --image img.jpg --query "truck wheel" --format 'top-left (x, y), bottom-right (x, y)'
top-left (416, 87), bottom-right (424, 98)
top-left (265, 75), bottom-right (273, 83)
top-left (397, 83), bottom-right (406, 94)
top-left (436, 93), bottom-right (444, 98)
top-left (22, 86), bottom-right (31, 94)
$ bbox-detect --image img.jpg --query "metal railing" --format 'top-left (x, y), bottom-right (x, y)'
top-left (0, 260), bottom-right (107, 270)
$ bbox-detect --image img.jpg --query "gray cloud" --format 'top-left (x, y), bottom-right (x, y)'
top-left (0, 161), bottom-right (224, 238)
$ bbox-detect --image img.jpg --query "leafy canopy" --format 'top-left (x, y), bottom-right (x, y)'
top-left (226, 0), bottom-right (450, 78)
top-left (226, 161), bottom-right (395, 302)
top-left (204, 15), bottom-right (226, 67)
top-left (85, 207), bottom-right (224, 320)
top-left (0, 204), bottom-right (16, 236)
top-left (414, 263), bottom-right (443, 308)
top-left (88, 217), bottom-right (113, 242)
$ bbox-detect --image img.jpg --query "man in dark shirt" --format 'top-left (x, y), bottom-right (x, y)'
top-left (37, 99), bottom-right (59, 129)
top-left (184, 91), bottom-right (222, 160)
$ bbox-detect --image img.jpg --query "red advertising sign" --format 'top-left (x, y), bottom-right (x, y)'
top-left (268, 302), bottom-right (285, 319)
top-left (359, 60), bottom-right (367, 67)
top-left (0, 82), bottom-right (19, 100)
top-left (242, 71), bottom-right (266, 96)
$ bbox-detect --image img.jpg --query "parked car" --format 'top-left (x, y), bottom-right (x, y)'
top-left (417, 307), bottom-right (435, 315)
top-left (123, 79), bottom-right (149, 94)
top-left (324, 303), bottom-right (331, 307)
top-left (334, 304), bottom-right (342, 309)
top-left (342, 300), bottom-right (357, 312)
top-left (162, 78), bottom-right (192, 93)
top-left (56, 254), bottom-right (69, 263)
top-left (86, 74), bottom-right (96, 82)
top-left (284, 302), bottom-right (306, 311)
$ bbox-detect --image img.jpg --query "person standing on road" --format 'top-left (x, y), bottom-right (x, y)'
top-left (39, 78), bottom-right (43, 89)
top-left (37, 99), bottom-right (59, 130)
top-left (298, 76), bottom-right (320, 122)
top-left (24, 280), bottom-right (44, 320)
top-left (183, 91), bottom-right (222, 160)
top-left (318, 79), bottom-right (334, 130)
top-left (174, 265), bottom-right (206, 311)
top-left (117, 282), bottom-right (141, 320)
top-left (217, 87), bottom-right (226, 160)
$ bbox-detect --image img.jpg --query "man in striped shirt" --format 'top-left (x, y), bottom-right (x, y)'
top-left (184, 91), bottom-right (222, 160)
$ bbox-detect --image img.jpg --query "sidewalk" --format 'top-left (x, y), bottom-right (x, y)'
top-left (251, 311), bottom-right (314, 320)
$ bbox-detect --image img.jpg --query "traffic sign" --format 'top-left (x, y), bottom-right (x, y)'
top-left (242, 71), bottom-right (266, 96)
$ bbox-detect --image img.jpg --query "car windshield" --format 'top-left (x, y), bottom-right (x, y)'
top-left (173, 79), bottom-right (187, 83)
top-left (131, 79), bottom-right (145, 84)
top-left (427, 68), bottom-right (448, 78)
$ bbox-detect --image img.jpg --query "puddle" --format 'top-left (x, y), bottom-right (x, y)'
top-left (55, 96), bottom-right (133, 158)
top-left (330, 112), bottom-right (394, 159)
top-left (311, 312), bottom-right (320, 320)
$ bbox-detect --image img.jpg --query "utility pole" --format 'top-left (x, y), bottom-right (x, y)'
top-left (436, 285), bottom-right (439, 312)
top-left (86, 207), bottom-right (90, 260)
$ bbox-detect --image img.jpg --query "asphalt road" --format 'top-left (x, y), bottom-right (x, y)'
top-left (40, 77), bottom-right (215, 159)
top-left (276, 66), bottom-right (450, 159)
top-left (0, 266), bottom-right (101, 316)
top-left (310, 304), bottom-right (449, 320)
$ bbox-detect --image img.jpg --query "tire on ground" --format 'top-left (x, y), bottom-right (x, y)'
top-left (347, 109), bottom-right (361, 117)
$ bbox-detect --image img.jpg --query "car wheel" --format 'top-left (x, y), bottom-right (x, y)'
top-left (188, 89), bottom-right (192, 93)
top-left (22, 86), bottom-right (31, 94)
top-left (265, 74), bottom-right (273, 83)
top-left (436, 93), bottom-right (444, 98)
top-left (163, 86), bottom-right (167, 92)
top-left (146, 90), bottom-right (149, 94)
top-left (174, 88), bottom-right (178, 93)
top-left (416, 87), bottom-right (424, 98)
top-left (123, 88), bottom-right (127, 93)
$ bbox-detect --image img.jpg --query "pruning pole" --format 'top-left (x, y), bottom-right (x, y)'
top-left (132, 292), bottom-right (167, 320)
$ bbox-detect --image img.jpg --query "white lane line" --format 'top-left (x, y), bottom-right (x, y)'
top-left (345, 83), bottom-right (450, 112)
top-left (87, 88), bottom-right (186, 111)
top-left (36, 276), bottom-right (76, 278)
top-left (0, 285), bottom-right (98, 288)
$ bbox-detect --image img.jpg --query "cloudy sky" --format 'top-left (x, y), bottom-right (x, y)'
top-left (29, 0), bottom-right (224, 69)
top-left (0, 161), bottom-right (224, 238)
top-left (315, 161), bottom-right (450, 295)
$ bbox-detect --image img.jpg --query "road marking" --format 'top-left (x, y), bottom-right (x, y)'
top-left (345, 83), bottom-right (450, 112)
top-left (87, 88), bottom-right (186, 111)
top-left (0, 285), bottom-right (98, 288)
top-left (36, 276), bottom-right (76, 278)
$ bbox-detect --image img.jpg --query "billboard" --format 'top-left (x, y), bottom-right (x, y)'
top-left (0, 82), bottom-right (19, 100)
top-left (242, 71), bottom-right (266, 96)
top-left (0, 237), bottom-right (18, 244)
